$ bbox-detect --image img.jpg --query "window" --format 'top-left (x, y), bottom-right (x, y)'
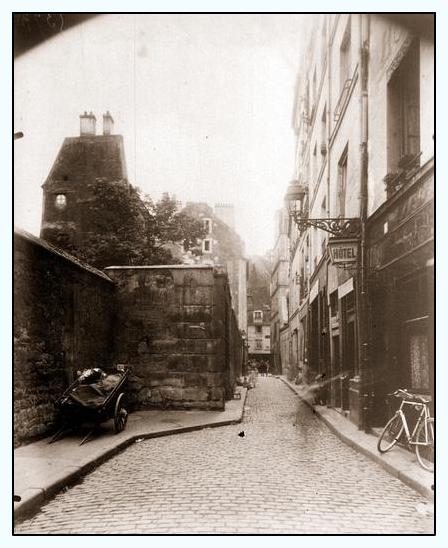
top-left (339, 17), bottom-right (351, 93)
top-left (203, 239), bottom-right (212, 253)
top-left (253, 310), bottom-right (263, 321)
top-left (330, 290), bottom-right (339, 317)
top-left (387, 40), bottom-right (420, 173)
top-left (320, 19), bottom-right (327, 70)
top-left (320, 106), bottom-right (327, 158)
top-left (337, 146), bottom-right (348, 217)
top-left (305, 79), bottom-right (310, 119)
top-left (345, 290), bottom-right (355, 311)
top-left (256, 325), bottom-right (262, 333)
top-left (55, 194), bottom-right (67, 209)
top-left (255, 340), bottom-right (263, 350)
top-left (312, 143), bottom-right (317, 183)
top-left (203, 218), bottom-right (211, 234)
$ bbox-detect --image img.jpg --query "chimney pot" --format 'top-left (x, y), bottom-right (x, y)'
top-left (80, 112), bottom-right (96, 136)
top-left (103, 111), bottom-right (114, 135)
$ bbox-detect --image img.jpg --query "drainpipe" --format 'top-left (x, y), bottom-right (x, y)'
top-left (358, 14), bottom-right (370, 431)
top-left (326, 15), bottom-right (332, 402)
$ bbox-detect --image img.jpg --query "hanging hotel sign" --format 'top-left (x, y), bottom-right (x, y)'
top-left (327, 238), bottom-right (359, 266)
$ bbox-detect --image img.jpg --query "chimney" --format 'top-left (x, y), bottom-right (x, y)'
top-left (80, 111), bottom-right (96, 136)
top-left (103, 111), bottom-right (114, 135)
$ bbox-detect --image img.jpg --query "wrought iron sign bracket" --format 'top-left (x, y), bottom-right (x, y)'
top-left (290, 214), bottom-right (362, 238)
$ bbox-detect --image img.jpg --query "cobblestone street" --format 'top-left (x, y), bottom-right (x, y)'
top-left (15, 377), bottom-right (433, 534)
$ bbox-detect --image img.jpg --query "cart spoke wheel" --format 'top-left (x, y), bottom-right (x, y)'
top-left (114, 393), bottom-right (128, 433)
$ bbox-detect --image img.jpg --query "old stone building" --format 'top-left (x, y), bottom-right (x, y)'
top-left (179, 202), bottom-right (248, 333)
top-left (281, 14), bottom-right (433, 429)
top-left (40, 111), bottom-right (134, 250)
top-left (15, 114), bottom-right (245, 446)
top-left (14, 229), bottom-right (243, 446)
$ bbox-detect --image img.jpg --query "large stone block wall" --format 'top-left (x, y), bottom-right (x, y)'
top-left (14, 231), bottom-right (115, 446)
top-left (106, 265), bottom-right (242, 410)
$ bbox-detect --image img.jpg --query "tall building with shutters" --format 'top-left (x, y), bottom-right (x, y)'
top-left (283, 14), bottom-right (433, 428)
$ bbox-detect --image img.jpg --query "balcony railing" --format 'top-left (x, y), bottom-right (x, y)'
top-left (383, 152), bottom-right (422, 199)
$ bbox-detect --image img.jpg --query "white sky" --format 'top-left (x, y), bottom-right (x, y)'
top-left (14, 14), bottom-right (309, 255)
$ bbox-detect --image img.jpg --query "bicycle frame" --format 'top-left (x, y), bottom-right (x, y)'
top-left (395, 399), bottom-right (431, 446)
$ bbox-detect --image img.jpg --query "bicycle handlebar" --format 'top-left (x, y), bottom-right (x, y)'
top-left (388, 389), bottom-right (429, 404)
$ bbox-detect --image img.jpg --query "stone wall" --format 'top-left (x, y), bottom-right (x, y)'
top-left (14, 230), bottom-right (115, 446)
top-left (106, 265), bottom-right (242, 410)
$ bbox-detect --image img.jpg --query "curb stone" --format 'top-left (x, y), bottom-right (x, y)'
top-left (14, 388), bottom-right (248, 524)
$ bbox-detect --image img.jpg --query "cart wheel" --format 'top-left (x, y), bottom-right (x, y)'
top-left (114, 393), bottom-right (128, 433)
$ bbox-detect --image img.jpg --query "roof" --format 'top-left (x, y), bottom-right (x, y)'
top-left (43, 134), bottom-right (128, 187)
top-left (14, 228), bottom-right (114, 283)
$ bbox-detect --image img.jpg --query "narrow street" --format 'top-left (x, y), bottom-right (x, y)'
top-left (16, 377), bottom-right (432, 534)
top-left (15, 377), bottom-right (433, 534)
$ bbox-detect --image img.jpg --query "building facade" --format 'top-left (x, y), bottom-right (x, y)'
top-left (270, 208), bottom-right (290, 375)
top-left (283, 14), bottom-right (433, 428)
top-left (180, 202), bottom-right (248, 333)
top-left (247, 257), bottom-right (272, 368)
top-left (40, 111), bottom-right (131, 249)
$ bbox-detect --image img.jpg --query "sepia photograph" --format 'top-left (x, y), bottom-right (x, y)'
top-left (12, 10), bottom-right (434, 535)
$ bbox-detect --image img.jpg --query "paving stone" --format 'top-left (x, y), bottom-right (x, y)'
top-left (15, 377), bottom-right (433, 534)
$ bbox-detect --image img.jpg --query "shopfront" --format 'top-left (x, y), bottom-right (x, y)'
top-left (367, 159), bottom-right (434, 426)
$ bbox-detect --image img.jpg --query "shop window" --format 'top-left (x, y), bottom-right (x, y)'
top-left (406, 320), bottom-right (430, 392)
top-left (387, 40), bottom-right (420, 173)
top-left (330, 290), bottom-right (339, 317)
top-left (345, 290), bottom-right (355, 312)
top-left (55, 194), bottom-right (67, 209)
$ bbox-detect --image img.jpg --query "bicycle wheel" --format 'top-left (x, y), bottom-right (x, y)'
top-left (415, 417), bottom-right (434, 472)
top-left (377, 414), bottom-right (404, 453)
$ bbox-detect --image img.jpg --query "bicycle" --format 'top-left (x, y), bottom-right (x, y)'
top-left (377, 388), bottom-right (434, 472)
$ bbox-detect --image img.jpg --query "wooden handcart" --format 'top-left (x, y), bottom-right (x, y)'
top-left (49, 366), bottom-right (131, 445)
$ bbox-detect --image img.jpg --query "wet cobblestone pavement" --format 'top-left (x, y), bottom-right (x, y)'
top-left (15, 377), bottom-right (434, 534)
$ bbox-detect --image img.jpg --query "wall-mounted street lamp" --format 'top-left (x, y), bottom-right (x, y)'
top-left (284, 181), bottom-right (361, 239)
top-left (284, 179), bottom-right (371, 433)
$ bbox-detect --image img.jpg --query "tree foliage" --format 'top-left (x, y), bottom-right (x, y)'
top-left (68, 180), bottom-right (206, 269)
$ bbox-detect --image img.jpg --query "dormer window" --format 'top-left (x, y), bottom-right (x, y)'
top-left (55, 194), bottom-right (67, 209)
